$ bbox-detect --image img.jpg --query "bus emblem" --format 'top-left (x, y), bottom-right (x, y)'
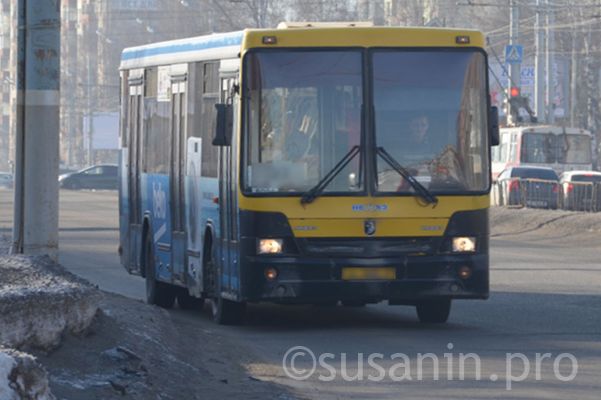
top-left (364, 220), bottom-right (376, 236)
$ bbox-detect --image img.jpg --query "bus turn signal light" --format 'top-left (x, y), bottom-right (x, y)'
top-left (258, 239), bottom-right (283, 254)
top-left (265, 267), bottom-right (279, 281)
top-left (458, 266), bottom-right (472, 280)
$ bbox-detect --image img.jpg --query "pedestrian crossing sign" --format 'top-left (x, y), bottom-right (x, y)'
top-left (505, 45), bottom-right (523, 64)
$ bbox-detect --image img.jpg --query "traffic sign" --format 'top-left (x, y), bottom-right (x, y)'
top-left (505, 45), bottom-right (523, 64)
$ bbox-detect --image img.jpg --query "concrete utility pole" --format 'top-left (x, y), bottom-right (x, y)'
top-left (534, 0), bottom-right (546, 123)
top-left (545, 0), bottom-right (555, 124)
top-left (569, 4), bottom-right (578, 127)
top-left (507, 0), bottom-right (521, 125)
top-left (12, 0), bottom-right (60, 260)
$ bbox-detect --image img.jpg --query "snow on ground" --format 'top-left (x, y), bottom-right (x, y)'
top-left (0, 235), bottom-right (101, 399)
top-left (0, 348), bottom-right (55, 400)
top-left (0, 350), bottom-right (17, 400)
top-left (0, 254), bottom-right (101, 350)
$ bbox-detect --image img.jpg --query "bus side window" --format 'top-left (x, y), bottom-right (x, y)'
top-left (120, 71), bottom-right (128, 149)
top-left (142, 67), bottom-right (170, 174)
top-left (189, 61), bottom-right (219, 178)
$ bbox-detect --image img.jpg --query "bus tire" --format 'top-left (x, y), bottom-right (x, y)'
top-left (203, 243), bottom-right (246, 325)
top-left (416, 298), bottom-right (451, 323)
top-left (210, 295), bottom-right (246, 325)
top-left (144, 234), bottom-right (176, 308)
top-left (177, 289), bottom-right (205, 310)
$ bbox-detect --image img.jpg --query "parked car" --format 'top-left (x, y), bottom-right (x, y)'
top-left (0, 172), bottom-right (13, 189)
top-left (559, 170), bottom-right (601, 211)
top-left (59, 164), bottom-right (118, 190)
top-left (495, 166), bottom-right (559, 209)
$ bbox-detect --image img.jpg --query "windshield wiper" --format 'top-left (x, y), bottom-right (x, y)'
top-left (300, 145), bottom-right (360, 205)
top-left (376, 147), bottom-right (438, 206)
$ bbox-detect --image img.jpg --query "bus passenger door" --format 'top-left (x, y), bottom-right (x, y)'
top-left (170, 71), bottom-right (187, 285)
top-left (218, 75), bottom-right (239, 296)
top-left (186, 137), bottom-right (203, 296)
top-left (126, 75), bottom-right (144, 273)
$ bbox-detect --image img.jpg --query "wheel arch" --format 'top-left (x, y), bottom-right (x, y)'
top-left (140, 213), bottom-right (152, 278)
top-left (202, 222), bottom-right (217, 296)
top-left (202, 222), bottom-right (215, 263)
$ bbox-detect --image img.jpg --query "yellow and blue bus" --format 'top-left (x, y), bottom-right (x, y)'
top-left (118, 23), bottom-right (499, 324)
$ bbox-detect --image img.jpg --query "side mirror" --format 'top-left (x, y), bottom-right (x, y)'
top-left (213, 103), bottom-right (233, 146)
top-left (489, 106), bottom-right (500, 146)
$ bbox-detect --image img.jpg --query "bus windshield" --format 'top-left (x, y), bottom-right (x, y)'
top-left (243, 50), bottom-right (363, 194)
top-left (373, 50), bottom-right (489, 193)
top-left (521, 132), bottom-right (592, 164)
top-left (243, 49), bottom-right (490, 195)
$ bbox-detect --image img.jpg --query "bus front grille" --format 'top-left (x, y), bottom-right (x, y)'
top-left (298, 237), bottom-right (441, 257)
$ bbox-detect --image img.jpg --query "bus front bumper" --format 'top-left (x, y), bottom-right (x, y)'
top-left (242, 254), bottom-right (489, 304)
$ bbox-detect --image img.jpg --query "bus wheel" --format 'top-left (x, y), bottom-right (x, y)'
top-left (205, 254), bottom-right (246, 325)
top-left (415, 299), bottom-right (451, 323)
top-left (210, 296), bottom-right (246, 325)
top-left (177, 289), bottom-right (205, 310)
top-left (144, 234), bottom-right (176, 308)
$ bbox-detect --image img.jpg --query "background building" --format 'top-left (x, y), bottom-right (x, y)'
top-left (0, 0), bottom-right (13, 172)
top-left (1, 0), bottom-right (601, 170)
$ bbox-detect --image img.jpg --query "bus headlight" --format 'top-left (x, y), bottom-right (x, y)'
top-left (452, 237), bottom-right (476, 253)
top-left (258, 239), bottom-right (283, 254)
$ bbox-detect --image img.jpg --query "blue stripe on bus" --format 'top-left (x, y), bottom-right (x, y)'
top-left (121, 33), bottom-right (243, 61)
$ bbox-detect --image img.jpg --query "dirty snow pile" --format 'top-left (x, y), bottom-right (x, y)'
top-left (0, 235), bottom-right (100, 399)
top-left (0, 254), bottom-right (101, 350)
top-left (0, 347), bottom-right (55, 400)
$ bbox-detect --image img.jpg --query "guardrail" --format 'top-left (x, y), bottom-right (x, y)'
top-left (560, 181), bottom-right (601, 212)
top-left (495, 178), bottom-right (559, 209)
top-left (493, 178), bottom-right (601, 212)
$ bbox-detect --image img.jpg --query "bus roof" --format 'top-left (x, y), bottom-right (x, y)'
top-left (120, 26), bottom-right (485, 71)
top-left (120, 30), bottom-right (244, 70)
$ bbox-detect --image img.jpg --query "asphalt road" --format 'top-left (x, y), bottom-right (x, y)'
top-left (0, 188), bottom-right (144, 299)
top-left (1, 189), bottom-right (600, 399)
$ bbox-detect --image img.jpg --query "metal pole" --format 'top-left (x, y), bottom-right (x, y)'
top-left (545, 0), bottom-right (555, 124)
top-left (569, 19), bottom-right (578, 127)
top-left (508, 0), bottom-right (520, 125)
top-left (11, 0), bottom-right (26, 255)
top-left (11, 0), bottom-right (60, 260)
top-left (87, 56), bottom-right (93, 166)
top-left (534, 0), bottom-right (546, 122)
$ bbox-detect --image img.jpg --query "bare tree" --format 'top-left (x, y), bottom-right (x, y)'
top-left (291, 0), bottom-right (359, 22)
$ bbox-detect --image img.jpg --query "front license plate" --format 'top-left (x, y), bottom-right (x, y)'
top-left (342, 267), bottom-right (396, 280)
